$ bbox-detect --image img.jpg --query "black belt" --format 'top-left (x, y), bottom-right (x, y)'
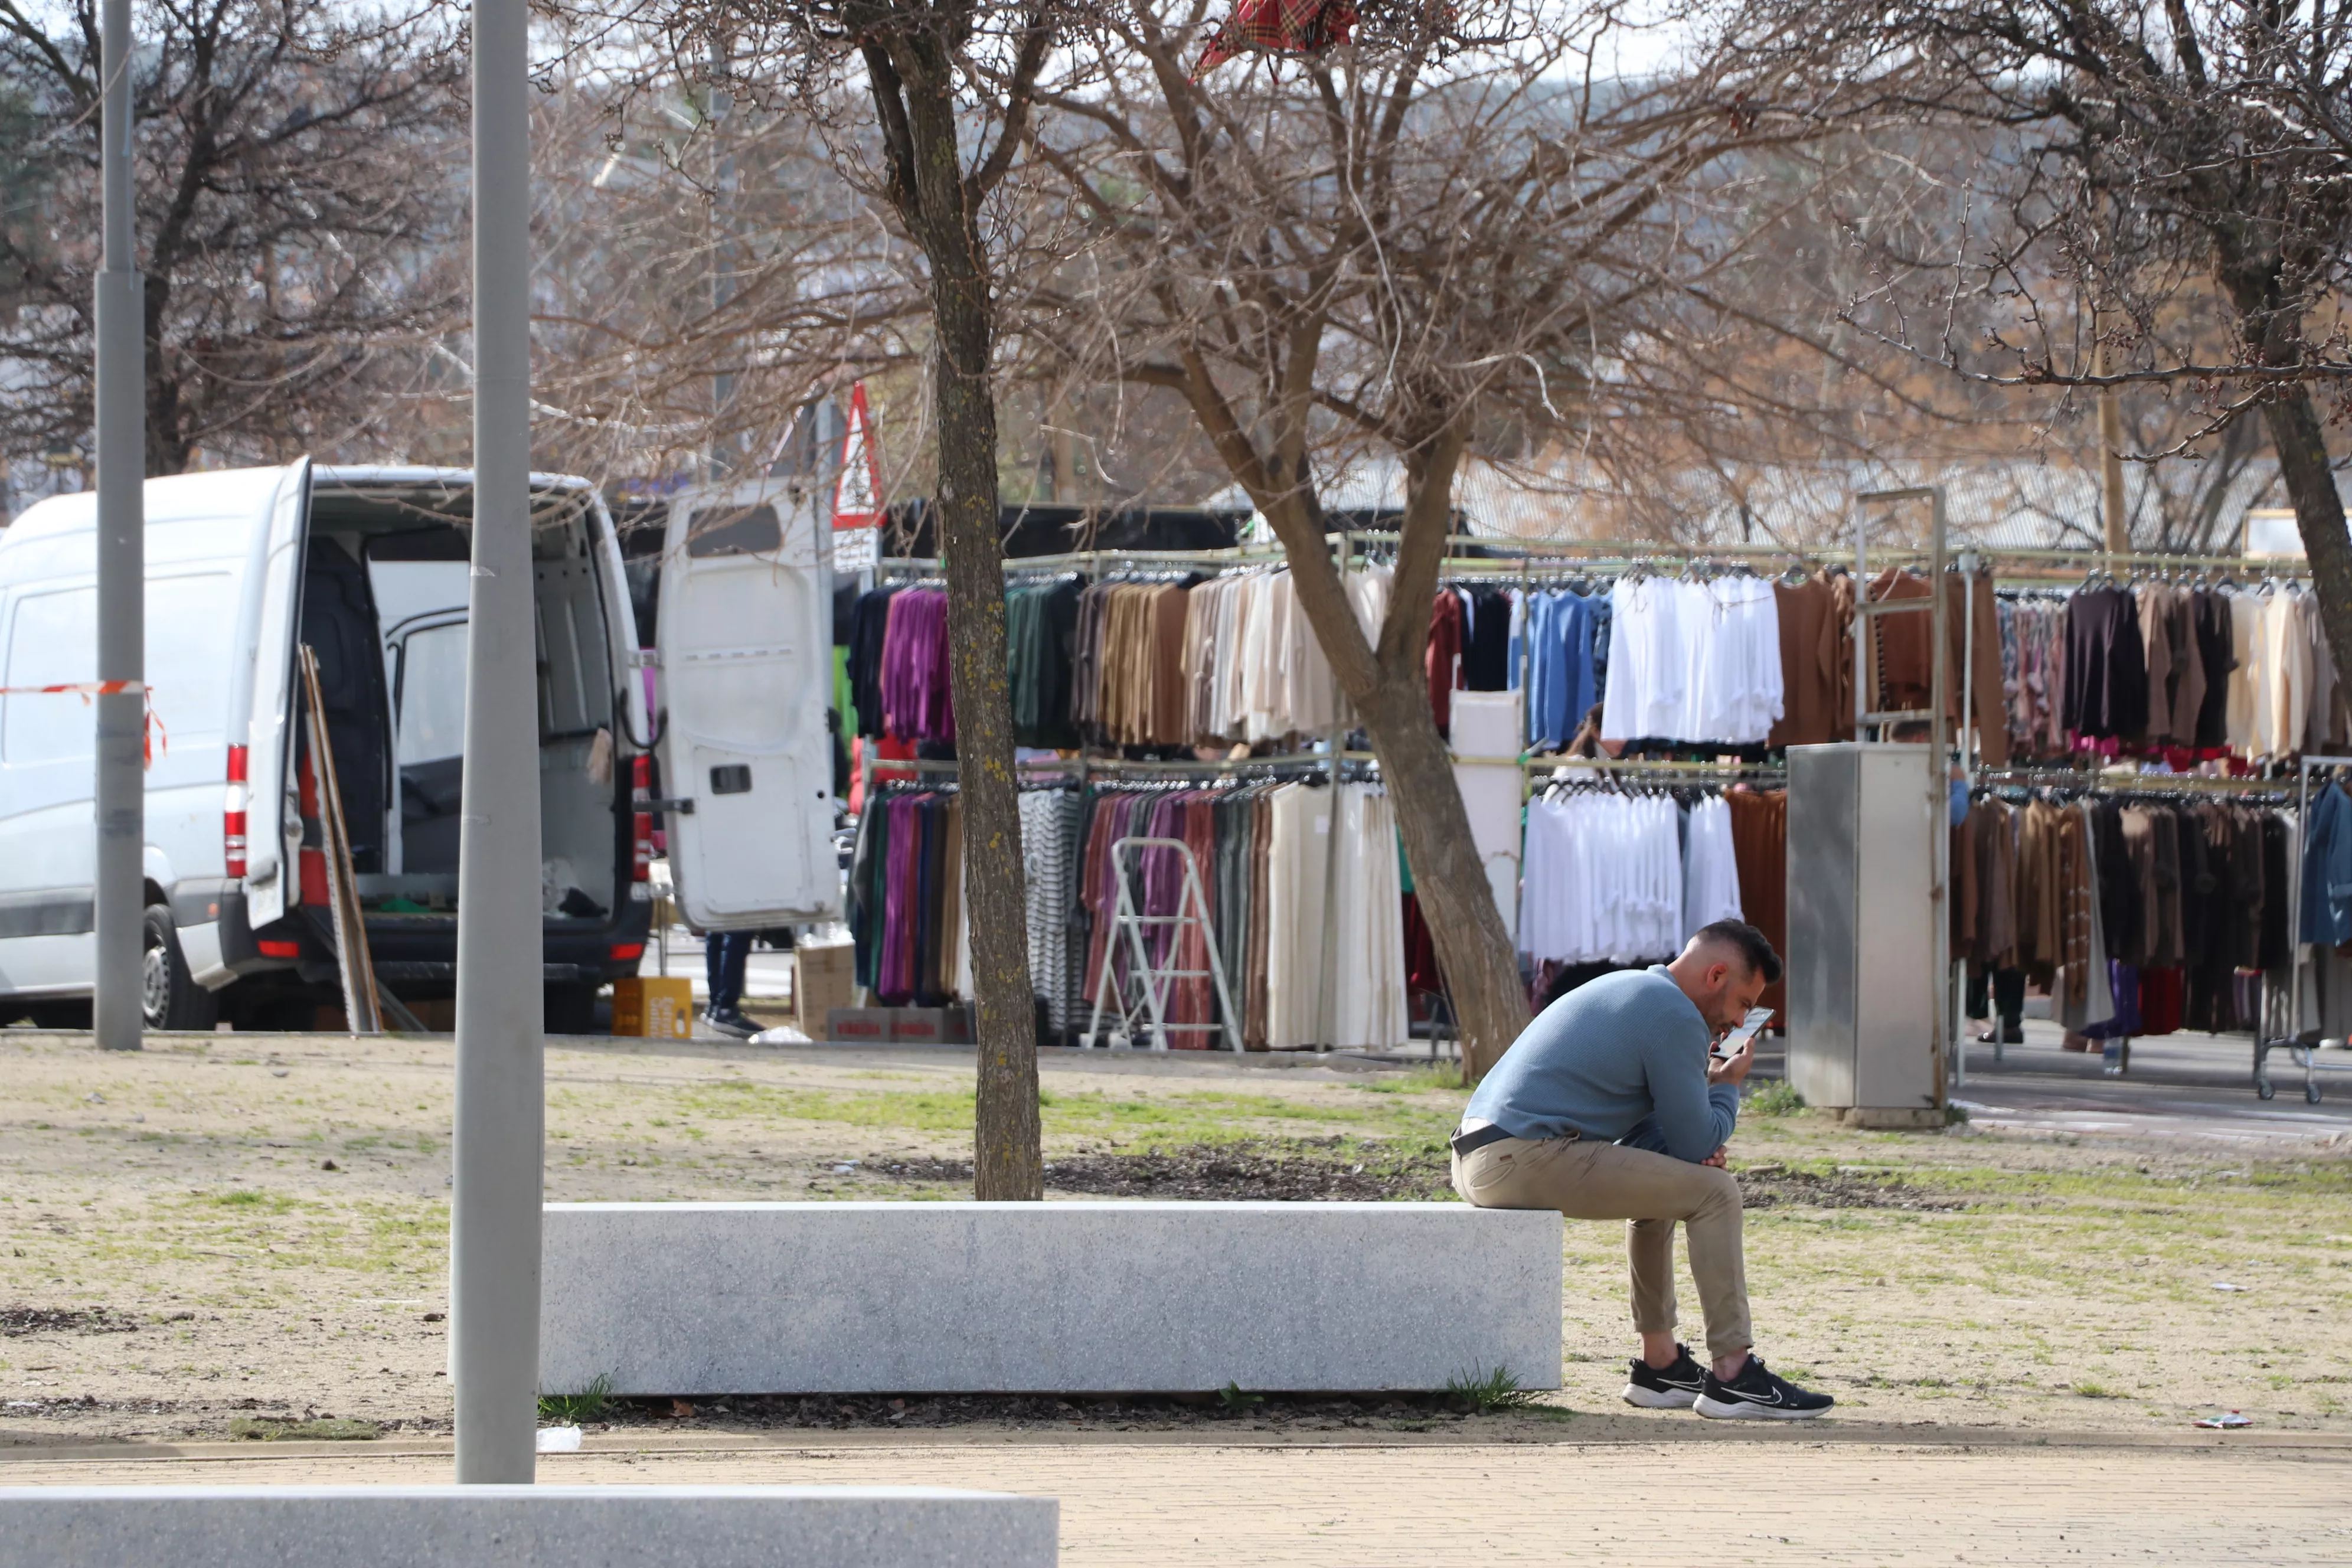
top-left (1450, 1123), bottom-right (1520, 1157)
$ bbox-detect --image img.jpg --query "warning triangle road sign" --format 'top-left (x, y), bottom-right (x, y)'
top-left (833, 381), bottom-right (884, 531)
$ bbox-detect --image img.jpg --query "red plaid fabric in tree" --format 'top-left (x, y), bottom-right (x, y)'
top-left (1194, 0), bottom-right (1357, 74)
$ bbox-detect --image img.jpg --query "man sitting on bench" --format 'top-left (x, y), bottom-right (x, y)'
top-left (1451, 920), bottom-right (1833, 1420)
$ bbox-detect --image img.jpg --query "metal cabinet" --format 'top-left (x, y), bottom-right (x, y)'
top-left (1786, 742), bottom-right (1943, 1114)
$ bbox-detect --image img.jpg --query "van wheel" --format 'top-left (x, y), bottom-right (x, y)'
top-left (143, 905), bottom-right (218, 1031)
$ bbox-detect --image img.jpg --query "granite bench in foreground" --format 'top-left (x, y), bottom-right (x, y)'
top-left (541, 1200), bottom-right (1563, 1396)
top-left (0, 1485), bottom-right (1058, 1568)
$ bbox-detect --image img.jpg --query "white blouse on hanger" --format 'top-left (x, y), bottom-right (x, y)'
top-left (1680, 793), bottom-right (1743, 943)
top-left (1519, 789), bottom-right (1684, 964)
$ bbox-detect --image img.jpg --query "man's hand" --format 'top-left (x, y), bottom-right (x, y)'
top-left (1707, 1035), bottom-right (1755, 1087)
top-left (1702, 1145), bottom-right (1728, 1168)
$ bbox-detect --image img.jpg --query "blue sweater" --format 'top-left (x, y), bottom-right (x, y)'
top-left (2302, 782), bottom-right (2352, 946)
top-left (1464, 966), bottom-right (1737, 1163)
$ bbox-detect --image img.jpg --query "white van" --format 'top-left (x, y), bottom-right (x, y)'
top-left (0, 463), bottom-right (839, 1030)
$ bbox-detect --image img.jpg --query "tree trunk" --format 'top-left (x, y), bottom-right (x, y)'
top-left (1242, 423), bottom-right (1530, 1080)
top-left (1166, 352), bottom-right (1529, 1079)
top-left (142, 275), bottom-right (191, 476)
top-left (871, 30), bottom-right (1043, 1201)
top-left (2259, 388), bottom-right (2352, 697)
top-left (929, 262), bottom-right (1043, 1200)
top-left (2214, 254), bottom-right (2352, 700)
top-left (1354, 678), bottom-right (1530, 1079)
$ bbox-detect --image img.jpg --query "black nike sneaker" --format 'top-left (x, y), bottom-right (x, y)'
top-left (1621, 1344), bottom-right (1707, 1409)
top-left (1693, 1355), bottom-right (1835, 1420)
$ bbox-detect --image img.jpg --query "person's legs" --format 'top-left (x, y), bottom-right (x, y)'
top-left (706, 930), bottom-right (751, 1016)
top-left (1453, 1136), bottom-right (1751, 1368)
top-left (1992, 966), bottom-right (2026, 1042)
top-left (1629, 1219), bottom-right (1680, 1363)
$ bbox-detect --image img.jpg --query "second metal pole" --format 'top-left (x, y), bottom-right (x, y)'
top-left (452, 0), bottom-right (543, 1485)
top-left (93, 0), bottom-right (145, 1053)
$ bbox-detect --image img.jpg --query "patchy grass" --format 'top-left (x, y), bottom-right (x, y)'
top-left (540, 1374), bottom-right (616, 1426)
top-left (4, 1031), bottom-right (2350, 1444)
top-left (678, 1078), bottom-right (1462, 1149)
top-left (1445, 1365), bottom-right (1546, 1415)
top-left (1353, 1065), bottom-right (1469, 1094)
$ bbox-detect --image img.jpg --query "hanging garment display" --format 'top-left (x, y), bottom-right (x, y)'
top-left (1017, 785), bottom-right (1086, 1031)
top-left (2063, 584), bottom-right (2149, 741)
top-left (1462, 585), bottom-right (1514, 690)
top-left (1063, 776), bottom-right (1406, 1050)
top-left (1328, 783), bottom-right (1411, 1049)
top-left (1598, 575), bottom-right (1784, 746)
top-left (846, 553), bottom-right (2334, 782)
top-left (1947, 571), bottom-right (2012, 766)
top-left (1427, 590), bottom-right (1464, 735)
top-left (1964, 782), bottom-right (2304, 1037)
top-left (1519, 586), bottom-right (1600, 750)
top-left (1998, 595), bottom-right (2069, 759)
top-left (846, 584), bottom-right (901, 740)
top-left (845, 786), bottom-right (970, 1006)
top-left (1725, 787), bottom-right (1787, 1018)
top-left (1518, 786), bottom-right (1688, 965)
top-left (1680, 793), bottom-right (1743, 943)
top-left (1766, 573), bottom-right (1851, 748)
top-left (2014, 579), bottom-right (2337, 762)
top-left (1005, 575), bottom-right (1084, 749)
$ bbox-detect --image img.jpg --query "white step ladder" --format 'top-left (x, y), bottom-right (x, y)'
top-left (1085, 837), bottom-right (1240, 1051)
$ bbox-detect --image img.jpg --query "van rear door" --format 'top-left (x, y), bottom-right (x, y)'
top-left (241, 459), bottom-right (311, 929)
top-left (653, 480), bottom-right (838, 927)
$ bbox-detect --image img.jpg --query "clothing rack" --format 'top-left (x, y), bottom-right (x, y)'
top-left (855, 747), bottom-right (1380, 816)
top-left (1970, 766), bottom-right (2297, 798)
top-left (874, 540), bottom-right (2314, 589)
top-left (2266, 755), bottom-right (2352, 1102)
top-left (1331, 531), bottom-right (2317, 581)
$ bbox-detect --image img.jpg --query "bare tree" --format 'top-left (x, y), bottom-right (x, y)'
top-left (0, 0), bottom-right (468, 474)
top-left (523, 71), bottom-right (923, 483)
top-left (595, 1), bottom-right (1064, 1197)
top-left (1736, 0), bottom-right (2352, 668)
top-left (1028, 1), bottom-right (1817, 1074)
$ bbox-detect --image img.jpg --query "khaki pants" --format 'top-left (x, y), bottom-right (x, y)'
top-left (1452, 1135), bottom-right (1752, 1361)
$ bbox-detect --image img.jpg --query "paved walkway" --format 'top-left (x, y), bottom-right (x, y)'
top-left (6, 1429), bottom-right (2347, 1564)
top-left (1945, 1021), bottom-right (2352, 1149)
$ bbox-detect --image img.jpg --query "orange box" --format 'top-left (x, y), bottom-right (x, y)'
top-left (613, 976), bottom-right (695, 1038)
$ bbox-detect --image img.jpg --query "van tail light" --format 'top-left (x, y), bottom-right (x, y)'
top-left (296, 749), bottom-right (328, 907)
top-left (223, 744), bottom-right (250, 878)
top-left (631, 754), bottom-right (653, 883)
top-left (256, 938), bottom-right (300, 959)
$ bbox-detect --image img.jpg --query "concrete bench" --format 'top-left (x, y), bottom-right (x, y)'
top-left (0, 1485), bottom-right (1057, 1568)
top-left (541, 1200), bottom-right (1561, 1396)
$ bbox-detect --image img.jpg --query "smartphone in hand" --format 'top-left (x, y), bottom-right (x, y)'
top-left (1713, 1006), bottom-right (1776, 1060)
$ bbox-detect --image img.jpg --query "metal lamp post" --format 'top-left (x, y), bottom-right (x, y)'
top-left (451, 0), bottom-right (544, 1484)
top-left (92, 0), bottom-right (144, 1053)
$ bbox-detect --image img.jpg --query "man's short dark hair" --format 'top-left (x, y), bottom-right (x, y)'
top-left (1694, 920), bottom-right (1782, 985)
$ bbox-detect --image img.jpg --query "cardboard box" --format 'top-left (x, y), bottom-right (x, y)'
top-left (889, 1006), bottom-right (972, 1046)
top-left (826, 1007), bottom-right (896, 1044)
top-left (613, 975), bottom-right (695, 1039)
top-left (794, 941), bottom-right (855, 1031)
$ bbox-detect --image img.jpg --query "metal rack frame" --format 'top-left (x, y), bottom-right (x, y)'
top-left (2258, 753), bottom-right (2352, 1102)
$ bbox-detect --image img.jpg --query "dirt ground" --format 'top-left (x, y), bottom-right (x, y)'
top-left (3, 1028), bottom-right (2349, 1451)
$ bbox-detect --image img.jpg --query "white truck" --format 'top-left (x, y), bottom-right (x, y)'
top-left (0, 462), bottom-right (838, 1030)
